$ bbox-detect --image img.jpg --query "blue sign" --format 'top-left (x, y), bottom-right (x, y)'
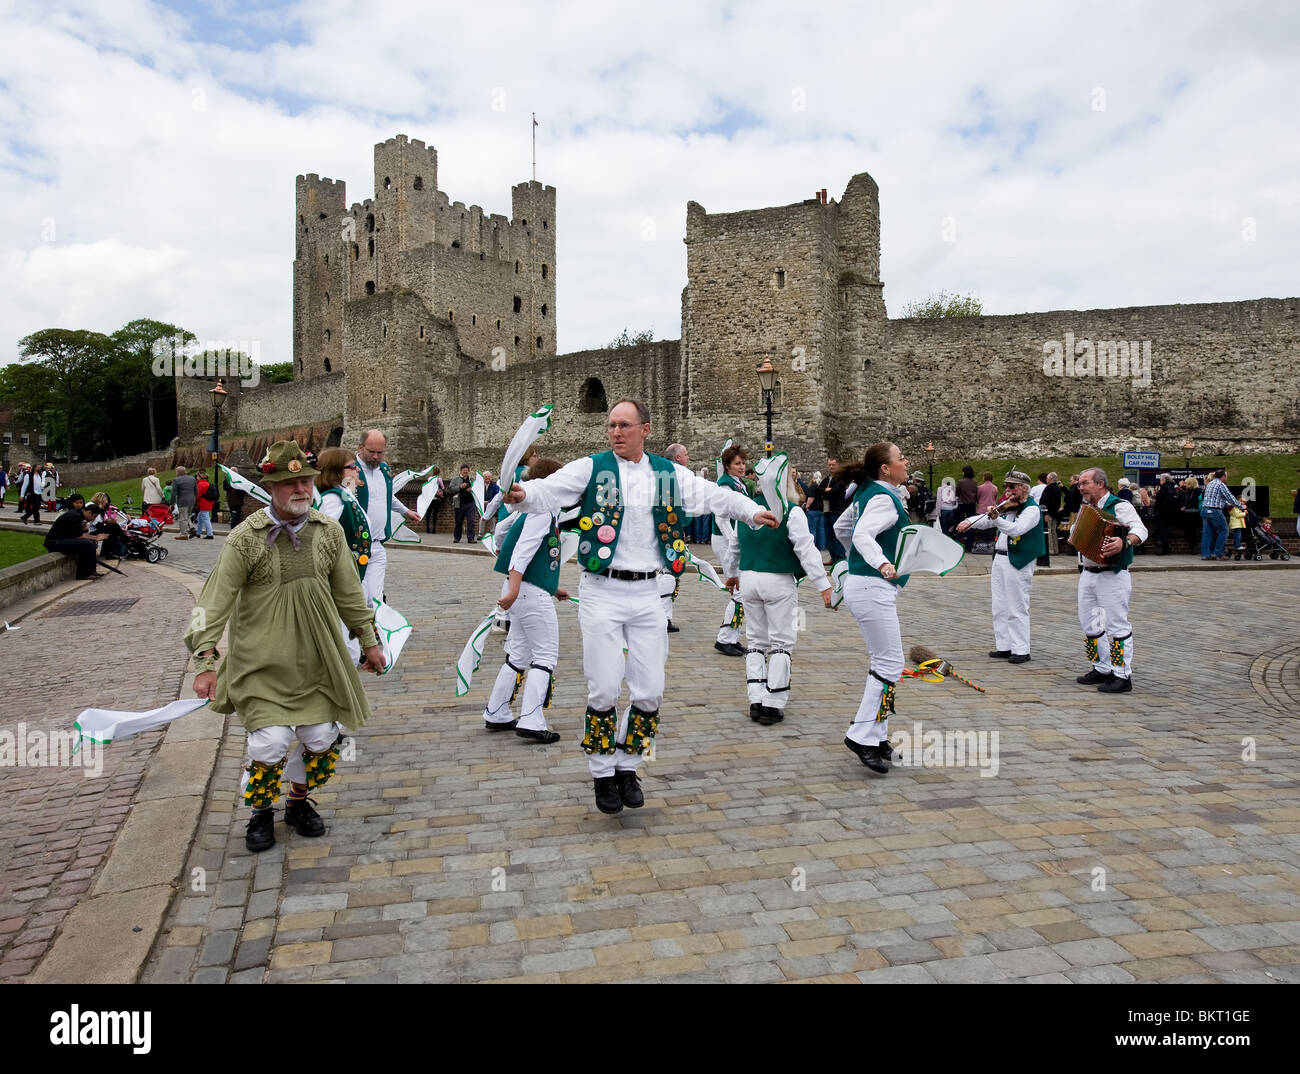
top-left (1122, 451), bottom-right (1161, 470)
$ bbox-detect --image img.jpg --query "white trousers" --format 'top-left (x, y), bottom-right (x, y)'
top-left (739, 571), bottom-right (799, 710)
top-left (363, 541), bottom-right (387, 606)
top-left (578, 572), bottom-right (666, 777)
top-left (658, 570), bottom-right (678, 624)
top-left (991, 554), bottom-right (1035, 656)
top-left (247, 722), bottom-right (340, 785)
top-left (712, 535), bottom-right (741, 644)
top-left (484, 581), bottom-right (558, 732)
top-left (843, 575), bottom-right (903, 747)
top-left (1078, 569), bottom-right (1134, 679)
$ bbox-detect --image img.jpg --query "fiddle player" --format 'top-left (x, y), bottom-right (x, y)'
top-left (1071, 468), bottom-right (1147, 693)
top-left (956, 469), bottom-right (1043, 664)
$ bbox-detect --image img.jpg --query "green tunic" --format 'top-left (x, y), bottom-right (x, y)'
top-left (183, 509), bottom-right (380, 733)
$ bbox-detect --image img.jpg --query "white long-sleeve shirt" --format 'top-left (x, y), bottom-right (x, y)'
top-left (723, 504), bottom-right (829, 589)
top-left (834, 483), bottom-right (908, 572)
top-left (1070, 494), bottom-right (1148, 567)
top-left (966, 500), bottom-right (1042, 553)
top-left (355, 457), bottom-right (408, 543)
top-left (508, 511), bottom-right (557, 575)
top-left (517, 453), bottom-right (763, 572)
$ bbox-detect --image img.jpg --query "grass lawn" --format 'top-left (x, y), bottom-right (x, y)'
top-left (926, 452), bottom-right (1300, 517)
top-left (51, 470), bottom-right (178, 513)
top-left (0, 529), bottom-right (51, 569)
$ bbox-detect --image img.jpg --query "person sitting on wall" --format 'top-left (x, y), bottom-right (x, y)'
top-left (45, 501), bottom-right (108, 580)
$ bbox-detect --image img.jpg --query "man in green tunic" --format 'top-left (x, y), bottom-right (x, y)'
top-left (185, 441), bottom-right (386, 852)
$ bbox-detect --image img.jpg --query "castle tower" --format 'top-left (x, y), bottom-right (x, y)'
top-left (293, 174), bottom-right (347, 378)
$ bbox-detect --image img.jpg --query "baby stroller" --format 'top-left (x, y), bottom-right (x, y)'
top-left (123, 514), bottom-right (170, 563)
top-left (1234, 509), bottom-right (1291, 561)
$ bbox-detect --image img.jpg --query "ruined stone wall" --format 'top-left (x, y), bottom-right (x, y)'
top-left (176, 374), bottom-right (345, 445)
top-left (874, 297), bottom-right (1300, 460)
top-left (293, 175), bottom-right (347, 379)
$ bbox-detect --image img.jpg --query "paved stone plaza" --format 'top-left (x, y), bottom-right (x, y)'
top-left (3, 530), bottom-right (1299, 984)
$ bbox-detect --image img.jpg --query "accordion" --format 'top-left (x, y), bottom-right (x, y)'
top-left (1071, 503), bottom-right (1129, 563)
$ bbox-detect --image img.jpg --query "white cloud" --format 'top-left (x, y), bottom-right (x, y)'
top-left (0, 0), bottom-right (1297, 368)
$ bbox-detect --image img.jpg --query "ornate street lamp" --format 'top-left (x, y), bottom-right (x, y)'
top-left (1182, 437), bottom-right (1193, 471)
top-left (210, 379), bottom-right (229, 524)
top-left (925, 441), bottom-right (936, 490)
top-left (756, 355), bottom-right (776, 458)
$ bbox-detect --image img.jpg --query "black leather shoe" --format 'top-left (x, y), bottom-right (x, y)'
top-left (1008, 653), bottom-right (1031, 664)
top-left (245, 809), bottom-right (276, 852)
top-left (284, 797), bottom-right (326, 837)
top-left (757, 706), bottom-right (784, 725)
top-left (1076, 669), bottom-right (1112, 685)
top-left (594, 776), bottom-right (624, 815)
top-left (516, 727), bottom-right (560, 744)
top-left (844, 737), bottom-right (889, 775)
top-left (1097, 676), bottom-right (1132, 693)
top-left (484, 719), bottom-right (518, 731)
top-left (878, 740), bottom-right (894, 768)
top-left (714, 641), bottom-right (744, 657)
top-left (666, 621), bottom-right (680, 633)
top-left (615, 770), bottom-right (644, 809)
top-left (988, 650), bottom-right (1012, 659)
top-left (749, 702), bottom-right (764, 721)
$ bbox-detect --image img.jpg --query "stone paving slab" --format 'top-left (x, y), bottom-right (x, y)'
top-left (125, 538), bottom-right (1300, 984)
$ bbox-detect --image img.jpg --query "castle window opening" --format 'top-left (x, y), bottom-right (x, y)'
top-left (472, 314), bottom-right (477, 325)
top-left (514, 336), bottom-right (520, 346)
top-left (383, 177), bottom-right (391, 191)
top-left (325, 329), bottom-right (331, 342)
top-left (367, 214), bottom-right (375, 232)
top-left (319, 211), bottom-right (327, 219)
top-left (324, 357), bottom-right (332, 372)
top-left (541, 304), bottom-right (548, 318)
top-left (513, 296), bottom-right (522, 313)
top-left (451, 240), bottom-right (461, 249)
top-left (419, 399), bottom-right (425, 413)
top-left (366, 281), bottom-right (376, 294)
top-left (299, 215), bottom-right (304, 226)
top-left (448, 310), bottom-right (453, 322)
top-left (775, 269), bottom-right (785, 289)
top-left (352, 244), bottom-right (359, 261)
top-left (324, 253), bottom-right (328, 264)
top-left (579, 377), bottom-right (608, 414)
top-left (515, 261), bottom-right (520, 274)
top-left (496, 319), bottom-right (501, 329)
top-left (382, 322), bottom-right (387, 338)
top-left (542, 220), bottom-right (547, 229)
top-left (542, 263), bottom-right (548, 278)
top-left (419, 326), bottom-right (425, 339)
top-left (382, 394), bottom-right (387, 412)
top-left (522, 219), bottom-right (527, 227)
top-left (368, 239), bottom-right (374, 257)
top-left (536, 336), bottom-right (543, 349)
top-left (414, 176), bottom-right (423, 190)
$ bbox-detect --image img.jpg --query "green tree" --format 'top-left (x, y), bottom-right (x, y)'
top-left (109, 319), bottom-right (194, 452)
top-left (899, 291), bottom-right (984, 319)
top-left (257, 361), bottom-right (294, 384)
top-left (14, 329), bottom-right (113, 462)
top-left (607, 327), bottom-right (655, 348)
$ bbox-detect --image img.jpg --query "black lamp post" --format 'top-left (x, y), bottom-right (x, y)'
top-left (210, 379), bottom-right (228, 524)
top-left (756, 355), bottom-right (776, 458)
top-left (1182, 437), bottom-right (1193, 472)
top-left (925, 440), bottom-right (936, 491)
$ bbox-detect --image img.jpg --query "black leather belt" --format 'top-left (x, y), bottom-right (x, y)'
top-left (1082, 565), bottom-right (1111, 573)
top-left (994, 549), bottom-right (1007, 556)
top-left (596, 568), bottom-right (659, 581)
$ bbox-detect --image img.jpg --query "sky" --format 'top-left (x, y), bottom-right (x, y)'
top-left (1, 0), bottom-right (1297, 367)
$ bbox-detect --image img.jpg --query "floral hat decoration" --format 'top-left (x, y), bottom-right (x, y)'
top-left (257, 441), bottom-right (321, 483)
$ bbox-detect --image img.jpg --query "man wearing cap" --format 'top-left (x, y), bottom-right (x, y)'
top-left (957, 470), bottom-right (1043, 664)
top-left (354, 429), bottom-right (421, 606)
top-left (185, 441), bottom-right (386, 852)
top-left (505, 399), bottom-right (778, 815)
top-left (1071, 467), bottom-right (1147, 693)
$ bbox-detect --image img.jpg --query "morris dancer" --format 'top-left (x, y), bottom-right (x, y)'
top-left (722, 454), bottom-right (831, 725)
top-left (482, 457), bottom-right (570, 744)
top-left (1072, 467), bottom-right (1147, 693)
top-left (956, 469), bottom-right (1043, 664)
top-left (355, 429), bottom-right (421, 605)
top-left (315, 448), bottom-right (373, 664)
top-left (660, 443), bottom-right (692, 633)
top-left (186, 441), bottom-right (385, 852)
top-left (835, 442), bottom-right (913, 776)
top-left (712, 443), bottom-right (749, 656)
top-left (506, 399), bottom-right (778, 814)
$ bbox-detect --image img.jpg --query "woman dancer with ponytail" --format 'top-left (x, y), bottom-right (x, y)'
top-left (834, 442), bottom-right (912, 776)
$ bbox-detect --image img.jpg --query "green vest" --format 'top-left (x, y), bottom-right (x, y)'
top-left (320, 488), bottom-right (372, 581)
top-left (1006, 496), bottom-right (1046, 570)
top-left (1095, 493), bottom-right (1134, 572)
top-left (575, 451), bottom-right (689, 575)
top-left (847, 482), bottom-right (911, 588)
top-left (353, 457), bottom-right (394, 540)
top-left (494, 512), bottom-right (562, 594)
top-left (739, 501), bottom-right (804, 578)
top-left (712, 473), bottom-right (745, 536)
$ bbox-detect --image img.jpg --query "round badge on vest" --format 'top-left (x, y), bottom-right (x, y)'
top-left (578, 517), bottom-right (593, 530)
top-left (671, 558), bottom-right (684, 573)
top-left (587, 556), bottom-right (602, 571)
top-left (596, 525), bottom-right (616, 544)
top-left (579, 540), bottom-right (592, 555)
top-left (597, 545), bottom-right (612, 560)
top-left (591, 512), bottom-right (604, 525)
top-left (673, 539), bottom-right (685, 552)
top-left (667, 512), bottom-right (678, 524)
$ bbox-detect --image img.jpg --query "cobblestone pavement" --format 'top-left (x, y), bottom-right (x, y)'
top-left (0, 542), bottom-right (203, 980)
top-left (129, 539), bottom-right (1300, 984)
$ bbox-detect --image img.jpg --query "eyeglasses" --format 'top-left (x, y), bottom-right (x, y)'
top-left (344, 463), bottom-right (359, 470)
top-left (608, 422), bottom-right (646, 431)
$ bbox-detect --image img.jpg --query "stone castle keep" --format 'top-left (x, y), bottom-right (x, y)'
top-left (177, 133), bottom-right (1300, 469)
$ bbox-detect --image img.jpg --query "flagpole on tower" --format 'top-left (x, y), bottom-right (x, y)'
top-left (532, 112), bottom-right (537, 181)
